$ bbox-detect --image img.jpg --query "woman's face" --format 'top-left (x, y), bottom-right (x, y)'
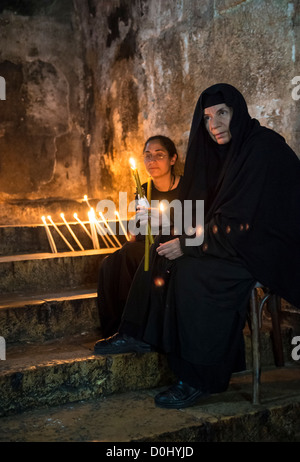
top-left (143, 140), bottom-right (176, 179)
top-left (203, 103), bottom-right (233, 144)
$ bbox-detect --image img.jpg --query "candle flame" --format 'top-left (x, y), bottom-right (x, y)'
top-left (88, 208), bottom-right (96, 220)
top-left (84, 195), bottom-right (88, 201)
top-left (74, 213), bottom-right (78, 218)
top-left (129, 157), bottom-right (136, 169)
top-left (159, 203), bottom-right (165, 212)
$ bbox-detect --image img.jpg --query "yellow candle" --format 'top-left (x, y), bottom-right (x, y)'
top-left (147, 177), bottom-right (152, 204)
top-left (129, 158), bottom-right (143, 198)
top-left (144, 232), bottom-right (149, 271)
top-left (146, 176), bottom-right (154, 247)
top-left (129, 158), bottom-right (154, 270)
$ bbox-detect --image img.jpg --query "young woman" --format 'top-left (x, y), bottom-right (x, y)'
top-left (94, 84), bottom-right (300, 409)
top-left (96, 135), bottom-right (181, 338)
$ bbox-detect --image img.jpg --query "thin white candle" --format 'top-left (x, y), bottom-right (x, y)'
top-left (115, 210), bottom-right (130, 241)
top-left (93, 219), bottom-right (111, 248)
top-left (73, 213), bottom-right (92, 240)
top-left (42, 216), bottom-right (57, 253)
top-left (99, 211), bottom-right (122, 247)
top-left (47, 216), bottom-right (75, 251)
top-left (88, 209), bottom-right (100, 249)
top-left (83, 194), bottom-right (92, 209)
top-left (60, 213), bottom-right (84, 251)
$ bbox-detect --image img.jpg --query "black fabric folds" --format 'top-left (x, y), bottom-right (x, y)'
top-left (179, 83), bottom-right (300, 308)
top-left (120, 83), bottom-right (300, 391)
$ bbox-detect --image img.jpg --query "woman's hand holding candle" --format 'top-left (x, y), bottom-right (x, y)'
top-left (136, 203), bottom-right (171, 235)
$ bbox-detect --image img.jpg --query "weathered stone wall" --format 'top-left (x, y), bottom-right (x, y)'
top-left (0, 0), bottom-right (89, 224)
top-left (0, 0), bottom-right (299, 224)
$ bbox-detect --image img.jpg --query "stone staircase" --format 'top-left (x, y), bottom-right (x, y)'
top-left (0, 221), bottom-right (300, 442)
top-left (0, 221), bottom-right (173, 417)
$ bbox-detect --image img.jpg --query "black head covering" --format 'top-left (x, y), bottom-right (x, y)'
top-left (180, 83), bottom-right (254, 207)
top-left (180, 83), bottom-right (300, 308)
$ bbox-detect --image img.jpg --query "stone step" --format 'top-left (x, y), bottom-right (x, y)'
top-left (0, 287), bottom-right (100, 344)
top-left (0, 338), bottom-right (173, 417)
top-left (0, 249), bottom-right (116, 295)
top-left (0, 326), bottom-right (295, 417)
top-left (0, 364), bottom-right (300, 442)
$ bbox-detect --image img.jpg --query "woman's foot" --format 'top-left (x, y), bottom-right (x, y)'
top-left (93, 332), bottom-right (152, 355)
top-left (154, 381), bottom-right (210, 409)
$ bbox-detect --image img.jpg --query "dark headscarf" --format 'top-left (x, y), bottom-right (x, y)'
top-left (180, 83), bottom-right (300, 308)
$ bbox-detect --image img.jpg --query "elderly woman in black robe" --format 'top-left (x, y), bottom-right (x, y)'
top-left (94, 83), bottom-right (300, 409)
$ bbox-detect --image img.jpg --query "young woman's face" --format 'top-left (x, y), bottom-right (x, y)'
top-left (143, 140), bottom-right (176, 179)
top-left (203, 103), bottom-right (233, 144)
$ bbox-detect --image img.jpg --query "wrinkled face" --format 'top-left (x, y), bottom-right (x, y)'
top-left (203, 103), bottom-right (233, 145)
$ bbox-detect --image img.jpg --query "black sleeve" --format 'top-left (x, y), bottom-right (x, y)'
top-left (179, 214), bottom-right (237, 258)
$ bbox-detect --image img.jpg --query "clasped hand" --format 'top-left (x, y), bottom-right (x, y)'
top-left (136, 202), bottom-right (169, 233)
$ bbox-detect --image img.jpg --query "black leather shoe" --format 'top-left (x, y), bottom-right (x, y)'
top-left (154, 381), bottom-right (210, 409)
top-left (93, 333), bottom-right (152, 355)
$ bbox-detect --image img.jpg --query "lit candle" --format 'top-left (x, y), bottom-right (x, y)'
top-left (73, 213), bottom-right (92, 240)
top-left (115, 211), bottom-right (130, 241)
top-left (129, 158), bottom-right (154, 270)
top-left (83, 194), bottom-right (92, 209)
top-left (60, 213), bottom-right (84, 251)
top-left (94, 218), bottom-right (111, 248)
top-left (88, 209), bottom-right (100, 249)
top-left (129, 158), bottom-right (143, 198)
top-left (99, 211), bottom-right (122, 247)
top-left (42, 216), bottom-right (57, 253)
top-left (47, 216), bottom-right (75, 251)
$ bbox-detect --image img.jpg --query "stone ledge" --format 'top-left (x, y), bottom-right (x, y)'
top-left (0, 340), bottom-right (173, 416)
top-left (0, 250), bottom-right (113, 294)
top-left (0, 289), bottom-right (100, 343)
top-left (0, 365), bottom-right (300, 442)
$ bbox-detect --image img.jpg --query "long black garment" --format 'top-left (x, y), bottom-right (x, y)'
top-left (120, 84), bottom-right (300, 392)
top-left (97, 178), bottom-right (182, 337)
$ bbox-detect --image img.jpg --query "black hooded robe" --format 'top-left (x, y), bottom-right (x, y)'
top-left (120, 83), bottom-right (300, 393)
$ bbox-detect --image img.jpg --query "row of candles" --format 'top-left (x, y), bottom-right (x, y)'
top-left (42, 204), bottom-right (130, 254)
top-left (41, 158), bottom-right (154, 271)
